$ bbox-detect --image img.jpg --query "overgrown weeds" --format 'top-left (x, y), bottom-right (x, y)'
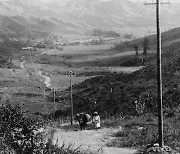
top-left (107, 116), bottom-right (180, 153)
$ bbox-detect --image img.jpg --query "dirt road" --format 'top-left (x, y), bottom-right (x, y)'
top-left (53, 126), bottom-right (137, 154)
top-left (37, 71), bottom-right (51, 87)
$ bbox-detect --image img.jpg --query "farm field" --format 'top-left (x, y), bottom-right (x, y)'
top-left (0, 42), bottom-right (147, 115)
top-left (38, 44), bottom-right (115, 55)
top-left (35, 44), bottom-right (146, 89)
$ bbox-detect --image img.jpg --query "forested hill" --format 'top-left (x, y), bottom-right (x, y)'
top-left (0, 39), bottom-right (26, 67)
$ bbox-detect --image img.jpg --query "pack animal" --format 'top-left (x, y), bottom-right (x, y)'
top-left (75, 113), bottom-right (91, 130)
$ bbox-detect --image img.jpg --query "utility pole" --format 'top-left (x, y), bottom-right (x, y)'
top-left (67, 71), bottom-right (75, 125)
top-left (44, 86), bottom-right (47, 113)
top-left (53, 88), bottom-right (56, 118)
top-left (145, 0), bottom-right (170, 147)
top-left (70, 72), bottom-right (73, 125)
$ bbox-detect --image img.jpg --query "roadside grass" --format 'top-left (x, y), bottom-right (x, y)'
top-left (45, 137), bottom-right (95, 154)
top-left (44, 135), bottom-right (89, 154)
top-left (106, 115), bottom-right (180, 153)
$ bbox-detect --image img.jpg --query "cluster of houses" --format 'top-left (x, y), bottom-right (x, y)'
top-left (62, 37), bottom-right (117, 46)
top-left (22, 46), bottom-right (37, 51)
top-left (22, 41), bottom-right (63, 51)
top-left (21, 36), bottom-right (118, 51)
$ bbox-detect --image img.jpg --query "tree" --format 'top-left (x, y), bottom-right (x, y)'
top-left (142, 37), bottom-right (150, 59)
top-left (0, 103), bottom-right (44, 154)
top-left (123, 33), bottom-right (133, 39)
top-left (133, 44), bottom-right (139, 57)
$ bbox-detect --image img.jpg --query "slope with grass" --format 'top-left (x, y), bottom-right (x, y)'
top-left (55, 26), bottom-right (180, 119)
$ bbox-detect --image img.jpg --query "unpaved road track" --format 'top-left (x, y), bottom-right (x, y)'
top-left (53, 127), bottom-right (137, 154)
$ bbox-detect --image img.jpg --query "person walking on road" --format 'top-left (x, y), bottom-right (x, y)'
top-left (92, 112), bottom-right (100, 130)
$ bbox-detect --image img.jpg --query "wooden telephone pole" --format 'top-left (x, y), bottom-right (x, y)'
top-left (145, 0), bottom-right (170, 147)
top-left (44, 86), bottom-right (47, 113)
top-left (70, 72), bottom-right (73, 125)
top-left (53, 88), bottom-right (56, 117)
top-left (67, 71), bottom-right (75, 125)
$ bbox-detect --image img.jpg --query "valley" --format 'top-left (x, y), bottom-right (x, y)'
top-left (0, 35), bottom-right (180, 154)
top-left (0, 0), bottom-right (180, 153)
top-left (1, 25), bottom-right (180, 153)
top-left (0, 41), bottom-right (145, 115)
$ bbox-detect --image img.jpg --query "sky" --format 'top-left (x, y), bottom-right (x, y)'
top-left (33, 0), bottom-right (180, 3)
top-left (130, 0), bottom-right (178, 1)
top-left (38, 0), bottom-right (178, 1)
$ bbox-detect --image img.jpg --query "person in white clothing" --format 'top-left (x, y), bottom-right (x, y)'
top-left (92, 112), bottom-right (100, 130)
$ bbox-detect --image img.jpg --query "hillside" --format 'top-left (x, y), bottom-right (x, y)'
top-left (115, 26), bottom-right (180, 51)
top-left (0, 0), bottom-right (180, 37)
top-left (55, 27), bottom-right (180, 118)
top-left (60, 50), bottom-right (180, 118)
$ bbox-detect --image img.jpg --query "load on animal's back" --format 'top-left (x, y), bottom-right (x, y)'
top-left (75, 113), bottom-right (91, 130)
top-left (85, 113), bottom-right (91, 122)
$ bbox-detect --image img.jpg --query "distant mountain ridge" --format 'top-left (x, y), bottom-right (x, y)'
top-left (0, 0), bottom-right (180, 37)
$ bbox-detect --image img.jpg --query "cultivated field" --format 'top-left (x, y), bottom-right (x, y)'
top-left (0, 42), bottom-right (148, 115)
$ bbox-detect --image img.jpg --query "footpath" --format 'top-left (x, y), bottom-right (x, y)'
top-left (53, 126), bottom-right (137, 154)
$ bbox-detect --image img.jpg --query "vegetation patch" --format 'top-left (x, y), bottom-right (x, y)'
top-left (120, 57), bottom-right (144, 67)
top-left (0, 103), bottom-right (91, 154)
top-left (12, 92), bottom-right (43, 98)
top-left (106, 117), bottom-right (180, 153)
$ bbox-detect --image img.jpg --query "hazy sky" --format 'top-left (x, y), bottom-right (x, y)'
top-left (129, 0), bottom-right (178, 2)
top-left (39, 0), bottom-right (179, 2)
top-left (39, 0), bottom-right (178, 1)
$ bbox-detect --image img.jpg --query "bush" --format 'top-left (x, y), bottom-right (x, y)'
top-left (0, 103), bottom-right (45, 154)
top-left (40, 138), bottom-right (84, 154)
top-left (120, 57), bottom-right (144, 66)
top-left (0, 103), bottom-right (88, 154)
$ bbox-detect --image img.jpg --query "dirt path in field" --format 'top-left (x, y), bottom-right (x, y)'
top-left (53, 127), bottom-right (137, 154)
top-left (37, 71), bottom-right (51, 87)
top-left (19, 56), bottom-right (52, 88)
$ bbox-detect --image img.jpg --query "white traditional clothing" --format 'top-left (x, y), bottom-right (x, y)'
top-left (92, 115), bottom-right (100, 129)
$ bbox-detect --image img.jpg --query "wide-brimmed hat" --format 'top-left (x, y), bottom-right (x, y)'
top-left (93, 112), bottom-right (98, 116)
